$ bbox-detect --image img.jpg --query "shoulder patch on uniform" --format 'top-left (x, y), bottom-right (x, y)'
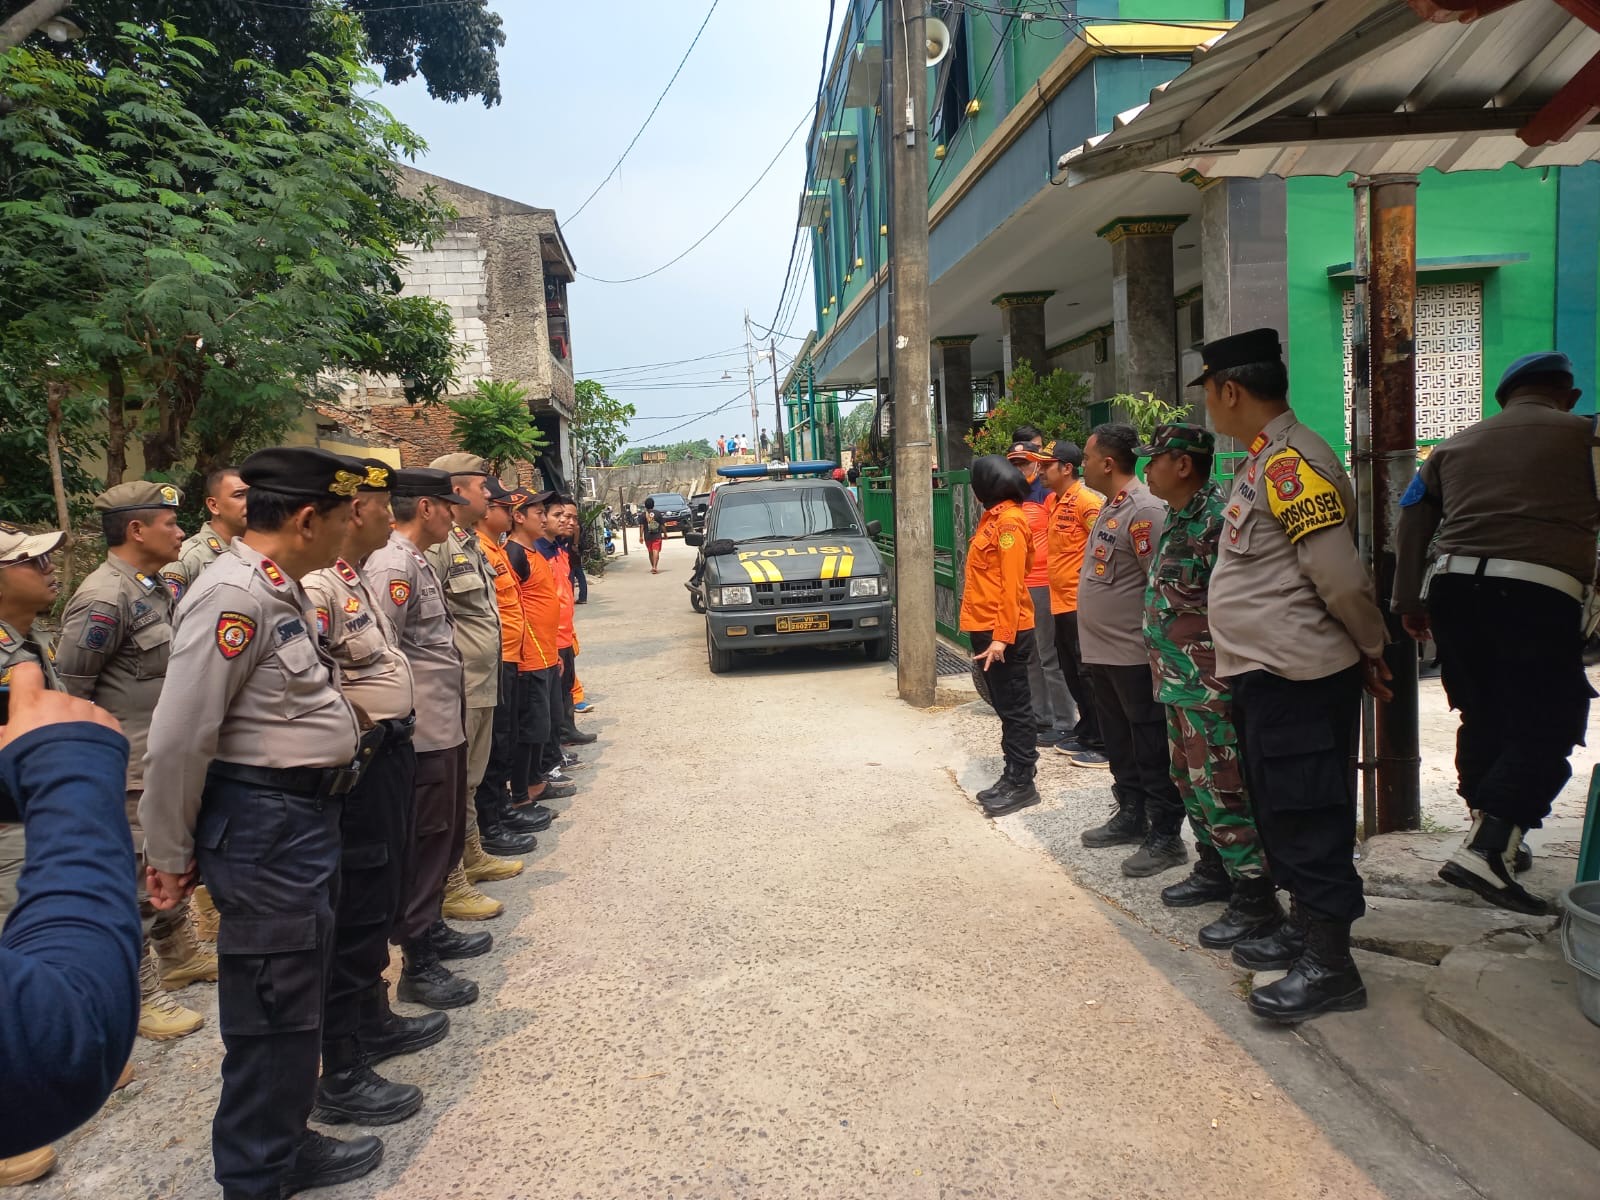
top-left (162, 574), bottom-right (185, 602)
top-left (998, 530), bottom-right (1017, 550)
top-left (1399, 472), bottom-right (1428, 508)
top-left (215, 612), bottom-right (256, 659)
top-left (315, 607), bottom-right (330, 636)
top-left (335, 559), bottom-right (359, 583)
top-left (132, 571), bottom-right (157, 592)
top-left (1130, 519), bottom-right (1154, 557)
top-left (389, 580), bottom-right (411, 606)
top-left (1111, 489), bottom-right (1127, 506)
top-left (1264, 448), bottom-right (1346, 543)
top-left (0, 626), bottom-right (13, 649)
top-left (1248, 431), bottom-right (1269, 456)
top-left (205, 535), bottom-right (223, 553)
top-left (260, 559), bottom-right (287, 587)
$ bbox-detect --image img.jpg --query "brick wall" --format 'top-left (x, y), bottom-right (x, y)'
top-left (316, 402), bottom-right (462, 468)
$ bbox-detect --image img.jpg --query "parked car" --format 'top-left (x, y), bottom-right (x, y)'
top-left (689, 492), bottom-right (711, 532)
top-left (643, 492), bottom-right (693, 537)
top-left (686, 470), bottom-right (891, 674)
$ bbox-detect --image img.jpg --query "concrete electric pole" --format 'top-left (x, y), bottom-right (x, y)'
top-left (744, 309), bottom-right (761, 457)
top-left (887, 0), bottom-right (936, 707)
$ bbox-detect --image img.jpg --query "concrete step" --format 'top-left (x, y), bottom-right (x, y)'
top-left (1298, 950), bottom-right (1600, 1200)
top-left (1424, 939), bottom-right (1600, 1153)
top-left (1355, 894), bottom-right (1557, 965)
top-left (1359, 830), bottom-right (1577, 909)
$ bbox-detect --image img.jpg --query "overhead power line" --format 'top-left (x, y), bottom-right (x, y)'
top-left (577, 107), bottom-right (812, 285)
top-left (564, 0), bottom-right (722, 225)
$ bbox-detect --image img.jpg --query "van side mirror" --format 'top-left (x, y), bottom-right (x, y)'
top-left (866, 520), bottom-right (882, 538)
top-left (684, 532), bottom-right (704, 547)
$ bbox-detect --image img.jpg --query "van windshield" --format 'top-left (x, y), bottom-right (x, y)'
top-left (712, 486), bottom-right (860, 542)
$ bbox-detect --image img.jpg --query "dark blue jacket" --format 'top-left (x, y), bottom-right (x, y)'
top-left (0, 723), bottom-right (139, 1155)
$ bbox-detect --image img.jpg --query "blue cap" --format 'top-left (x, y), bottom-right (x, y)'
top-left (1496, 351), bottom-right (1578, 401)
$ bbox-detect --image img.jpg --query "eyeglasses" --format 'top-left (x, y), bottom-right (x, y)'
top-left (1, 552), bottom-right (53, 572)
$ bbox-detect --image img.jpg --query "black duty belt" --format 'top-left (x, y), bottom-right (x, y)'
top-left (209, 759), bottom-right (362, 800)
top-left (377, 714), bottom-right (416, 742)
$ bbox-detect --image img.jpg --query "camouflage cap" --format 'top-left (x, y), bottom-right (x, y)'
top-left (1134, 422), bottom-right (1215, 457)
top-left (95, 480), bottom-right (184, 513)
top-left (430, 452), bottom-right (489, 477)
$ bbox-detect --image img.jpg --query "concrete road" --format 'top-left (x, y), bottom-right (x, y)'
top-left (39, 537), bottom-right (1462, 1198)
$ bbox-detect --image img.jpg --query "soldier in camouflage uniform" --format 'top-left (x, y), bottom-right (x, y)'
top-left (1137, 424), bottom-right (1281, 950)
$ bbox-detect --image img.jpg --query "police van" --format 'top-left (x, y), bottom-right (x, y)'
top-left (685, 462), bottom-right (892, 674)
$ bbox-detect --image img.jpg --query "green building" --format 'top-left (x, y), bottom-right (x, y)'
top-left (791, 0), bottom-right (1600, 468)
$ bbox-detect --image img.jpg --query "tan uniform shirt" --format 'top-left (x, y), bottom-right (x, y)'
top-left (54, 555), bottom-right (173, 789)
top-left (304, 557), bottom-right (414, 723)
top-left (365, 531), bottom-right (465, 753)
top-left (426, 524), bottom-right (500, 710)
top-left (1210, 409), bottom-right (1387, 680)
top-left (159, 521), bottom-right (229, 604)
top-left (1077, 480), bottom-right (1167, 667)
top-left (138, 540), bottom-right (360, 873)
top-left (1394, 398), bottom-right (1600, 611)
top-left (0, 618), bottom-right (62, 690)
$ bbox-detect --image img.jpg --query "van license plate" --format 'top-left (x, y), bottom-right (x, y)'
top-left (777, 613), bottom-right (830, 633)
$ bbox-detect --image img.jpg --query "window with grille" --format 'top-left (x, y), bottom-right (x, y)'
top-left (1341, 281), bottom-right (1484, 444)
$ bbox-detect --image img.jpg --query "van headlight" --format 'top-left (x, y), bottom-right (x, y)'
top-left (848, 576), bottom-right (882, 598)
top-left (715, 585), bottom-right (753, 606)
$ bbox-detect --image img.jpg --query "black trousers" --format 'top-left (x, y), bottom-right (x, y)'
top-left (1230, 664), bottom-right (1364, 924)
top-left (397, 741), bottom-right (466, 945)
top-left (557, 646), bottom-right (578, 738)
top-left (970, 629), bottom-right (1039, 781)
top-left (475, 662), bottom-right (522, 821)
top-left (194, 774), bottom-right (343, 1196)
top-left (517, 664), bottom-right (563, 792)
top-left (1052, 612), bottom-right (1101, 747)
top-left (324, 726), bottom-right (415, 1049)
top-left (1087, 662), bottom-right (1185, 838)
top-left (1429, 573), bottom-right (1593, 830)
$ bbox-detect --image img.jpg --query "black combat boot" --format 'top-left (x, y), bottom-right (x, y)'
top-left (1438, 812), bottom-right (1548, 915)
top-left (1231, 899), bottom-right (1308, 970)
top-left (981, 774), bottom-right (1040, 818)
top-left (498, 800), bottom-right (553, 833)
top-left (1120, 831), bottom-right (1187, 877)
top-left (358, 984), bottom-right (449, 1065)
top-left (428, 918), bottom-right (492, 960)
top-left (279, 1130), bottom-right (384, 1195)
top-left (1247, 918), bottom-right (1366, 1023)
top-left (312, 1038), bottom-right (423, 1127)
top-left (561, 729), bottom-right (597, 746)
top-left (975, 776), bottom-right (1008, 805)
top-left (1198, 875), bottom-right (1284, 949)
top-left (1080, 795), bottom-right (1147, 848)
top-left (478, 818), bottom-right (536, 855)
top-left (397, 941), bottom-right (479, 1010)
top-left (1160, 842), bottom-right (1232, 907)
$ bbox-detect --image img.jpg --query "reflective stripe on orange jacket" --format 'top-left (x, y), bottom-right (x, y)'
top-left (509, 538), bottom-right (560, 671)
top-left (959, 501), bottom-right (1035, 643)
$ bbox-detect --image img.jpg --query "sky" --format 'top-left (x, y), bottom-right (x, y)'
top-left (377, 0), bottom-right (839, 455)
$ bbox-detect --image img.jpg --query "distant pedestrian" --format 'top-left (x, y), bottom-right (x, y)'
top-left (960, 456), bottom-right (1040, 818)
top-left (640, 498), bottom-right (664, 573)
top-left (760, 429), bottom-right (771, 458)
top-left (717, 437), bottom-right (727, 456)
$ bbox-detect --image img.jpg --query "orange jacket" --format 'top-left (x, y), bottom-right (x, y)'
top-left (508, 538), bottom-right (561, 671)
top-left (478, 529), bottom-right (532, 665)
top-left (959, 501), bottom-right (1035, 643)
top-left (1021, 480), bottom-right (1051, 589)
top-left (1045, 481), bottom-right (1105, 615)
top-left (554, 547), bottom-right (575, 650)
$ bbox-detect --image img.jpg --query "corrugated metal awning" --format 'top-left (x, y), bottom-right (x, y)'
top-left (1056, 0), bottom-right (1600, 184)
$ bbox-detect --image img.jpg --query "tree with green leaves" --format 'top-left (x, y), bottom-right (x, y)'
top-left (966, 361), bottom-right (1093, 457)
top-left (573, 378), bottom-right (636, 467)
top-left (449, 380), bottom-right (548, 474)
top-left (0, 18), bottom-right (462, 517)
top-left (1110, 391), bottom-right (1192, 442)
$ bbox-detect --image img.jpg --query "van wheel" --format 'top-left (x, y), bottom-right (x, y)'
top-left (689, 588), bottom-right (707, 614)
top-left (707, 625), bottom-right (734, 674)
top-left (864, 635), bottom-right (892, 662)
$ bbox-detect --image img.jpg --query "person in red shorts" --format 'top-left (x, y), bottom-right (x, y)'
top-left (639, 497), bottom-right (665, 573)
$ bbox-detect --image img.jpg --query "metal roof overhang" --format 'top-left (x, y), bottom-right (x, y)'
top-left (1056, 0), bottom-right (1600, 185)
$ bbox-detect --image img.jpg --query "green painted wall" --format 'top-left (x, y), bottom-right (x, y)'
top-left (1112, 0), bottom-right (1228, 18)
top-left (1285, 166), bottom-right (1561, 450)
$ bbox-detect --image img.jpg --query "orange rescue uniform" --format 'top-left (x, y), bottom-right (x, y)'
top-left (1045, 480), bottom-right (1104, 614)
top-left (959, 500), bottom-right (1035, 644)
top-left (554, 547), bottom-right (576, 650)
top-left (479, 528), bottom-right (532, 665)
top-left (512, 541), bottom-right (561, 671)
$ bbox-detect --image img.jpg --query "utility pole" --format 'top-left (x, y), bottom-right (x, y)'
top-left (888, 0), bottom-right (936, 707)
top-left (769, 338), bottom-right (785, 461)
top-left (744, 309), bottom-right (761, 457)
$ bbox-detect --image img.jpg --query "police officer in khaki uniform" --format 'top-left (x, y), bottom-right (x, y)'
top-left (1072, 424), bottom-right (1189, 879)
top-left (1396, 352), bottom-right (1600, 915)
top-left (159, 465), bottom-right (248, 604)
top-left (304, 459), bottom-right (447, 1128)
top-left (426, 453), bottom-right (507, 922)
top-left (55, 481), bottom-right (215, 1044)
top-left (364, 468), bottom-right (487, 1010)
top-left (139, 447), bottom-right (378, 1200)
top-left (1202, 328), bottom-right (1390, 1024)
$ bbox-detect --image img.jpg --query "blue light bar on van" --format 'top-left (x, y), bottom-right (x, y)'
top-left (715, 460), bottom-right (838, 480)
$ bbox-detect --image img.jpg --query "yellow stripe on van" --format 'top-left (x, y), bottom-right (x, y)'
top-left (758, 559), bottom-right (783, 582)
top-left (837, 552), bottom-right (855, 579)
top-left (819, 554), bottom-right (838, 580)
top-left (740, 559), bottom-right (766, 584)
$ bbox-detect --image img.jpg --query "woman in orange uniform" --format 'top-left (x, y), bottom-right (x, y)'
top-left (960, 455), bottom-right (1040, 818)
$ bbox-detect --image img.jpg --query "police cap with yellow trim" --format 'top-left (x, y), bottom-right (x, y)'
top-left (94, 480), bottom-right (185, 513)
top-left (239, 446), bottom-right (367, 500)
top-left (357, 457), bottom-right (394, 493)
top-left (1187, 327), bottom-right (1283, 388)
